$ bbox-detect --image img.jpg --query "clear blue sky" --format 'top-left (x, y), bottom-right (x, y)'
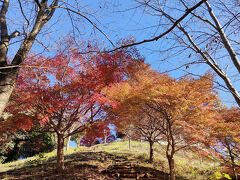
top-left (6, 0), bottom-right (238, 107)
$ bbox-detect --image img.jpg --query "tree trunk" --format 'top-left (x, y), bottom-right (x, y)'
top-left (77, 138), bottom-right (81, 147)
top-left (230, 153), bottom-right (238, 180)
top-left (197, 144), bottom-right (202, 164)
top-left (232, 164), bottom-right (238, 180)
top-left (57, 133), bottom-right (65, 172)
top-left (0, 0), bottom-right (59, 118)
top-left (65, 136), bottom-right (71, 152)
top-left (54, 133), bottom-right (58, 149)
top-left (104, 129), bottom-right (107, 144)
top-left (149, 141), bottom-right (154, 163)
top-left (167, 155), bottom-right (176, 180)
top-left (104, 134), bottom-right (107, 144)
top-left (0, 69), bottom-right (18, 117)
top-left (129, 137), bottom-right (131, 150)
top-left (226, 139), bottom-right (238, 180)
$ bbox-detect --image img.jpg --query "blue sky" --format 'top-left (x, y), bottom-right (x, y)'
top-left (6, 0), bottom-right (238, 107)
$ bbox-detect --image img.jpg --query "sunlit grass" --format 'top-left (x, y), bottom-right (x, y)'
top-left (0, 146), bottom-right (87, 172)
top-left (0, 140), bottom-right (220, 179)
top-left (95, 140), bottom-right (219, 179)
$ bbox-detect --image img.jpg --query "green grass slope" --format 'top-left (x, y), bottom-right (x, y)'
top-left (0, 141), bottom-right (220, 180)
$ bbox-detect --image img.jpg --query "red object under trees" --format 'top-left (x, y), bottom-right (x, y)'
top-left (80, 122), bottom-right (111, 147)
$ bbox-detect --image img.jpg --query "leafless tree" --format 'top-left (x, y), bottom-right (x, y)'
top-left (0, 0), bottom-right (113, 118)
top-left (114, 0), bottom-right (240, 107)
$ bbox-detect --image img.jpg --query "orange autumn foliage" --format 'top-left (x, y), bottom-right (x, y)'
top-left (105, 65), bottom-right (219, 180)
top-left (105, 66), bottom-right (219, 142)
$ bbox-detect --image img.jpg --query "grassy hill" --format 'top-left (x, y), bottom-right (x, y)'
top-left (0, 141), bottom-right (220, 179)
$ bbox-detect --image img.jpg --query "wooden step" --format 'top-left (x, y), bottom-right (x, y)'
top-left (102, 163), bottom-right (168, 180)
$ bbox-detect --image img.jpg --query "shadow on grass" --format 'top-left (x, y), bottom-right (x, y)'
top-left (0, 151), bottom-right (186, 180)
top-left (0, 151), bottom-right (128, 180)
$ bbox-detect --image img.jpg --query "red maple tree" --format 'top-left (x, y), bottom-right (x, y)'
top-left (4, 38), bottom-right (143, 172)
top-left (80, 122), bottom-right (111, 147)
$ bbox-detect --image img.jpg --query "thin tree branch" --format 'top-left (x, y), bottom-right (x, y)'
top-left (111, 0), bottom-right (206, 51)
top-left (57, 6), bottom-right (114, 47)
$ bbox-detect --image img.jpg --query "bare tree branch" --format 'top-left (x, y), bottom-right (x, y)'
top-left (57, 5), bottom-right (114, 47)
top-left (205, 1), bottom-right (240, 74)
top-left (112, 0), bottom-right (206, 51)
top-left (34, 0), bottom-right (42, 9)
top-left (45, 0), bottom-right (59, 21)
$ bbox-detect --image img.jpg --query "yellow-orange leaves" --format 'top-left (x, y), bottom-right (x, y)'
top-left (105, 66), bottom-right (219, 144)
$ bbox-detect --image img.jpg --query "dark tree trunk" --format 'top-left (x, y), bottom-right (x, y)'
top-left (149, 141), bottom-right (154, 163)
top-left (230, 151), bottom-right (238, 180)
top-left (225, 139), bottom-right (238, 180)
top-left (57, 133), bottom-right (65, 172)
top-left (167, 155), bottom-right (175, 180)
top-left (232, 163), bottom-right (238, 180)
